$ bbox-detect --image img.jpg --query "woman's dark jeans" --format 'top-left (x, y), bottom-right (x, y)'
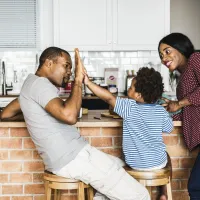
top-left (188, 152), bottom-right (200, 200)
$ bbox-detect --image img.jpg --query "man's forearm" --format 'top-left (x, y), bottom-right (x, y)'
top-left (1, 112), bottom-right (24, 122)
top-left (65, 79), bottom-right (82, 114)
top-left (0, 98), bottom-right (22, 120)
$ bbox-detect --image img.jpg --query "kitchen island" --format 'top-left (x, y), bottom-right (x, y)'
top-left (0, 110), bottom-right (196, 200)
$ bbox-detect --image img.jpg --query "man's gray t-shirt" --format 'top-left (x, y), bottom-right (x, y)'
top-left (19, 74), bottom-right (87, 171)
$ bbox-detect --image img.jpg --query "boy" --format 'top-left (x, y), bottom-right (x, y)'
top-left (84, 67), bottom-right (173, 199)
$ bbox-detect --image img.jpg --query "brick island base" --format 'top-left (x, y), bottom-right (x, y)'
top-left (0, 110), bottom-right (198, 200)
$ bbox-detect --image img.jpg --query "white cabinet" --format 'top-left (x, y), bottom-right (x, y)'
top-left (113, 0), bottom-right (170, 50)
top-left (54, 0), bottom-right (112, 51)
top-left (53, 0), bottom-right (170, 51)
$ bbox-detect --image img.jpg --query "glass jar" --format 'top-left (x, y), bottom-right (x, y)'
top-left (108, 84), bottom-right (118, 94)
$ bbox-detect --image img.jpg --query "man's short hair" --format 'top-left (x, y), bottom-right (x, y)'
top-left (38, 47), bottom-right (70, 69)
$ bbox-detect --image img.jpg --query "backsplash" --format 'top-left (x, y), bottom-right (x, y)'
top-left (0, 50), bottom-right (170, 95)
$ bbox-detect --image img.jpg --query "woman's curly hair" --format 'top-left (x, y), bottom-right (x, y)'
top-left (135, 67), bottom-right (164, 103)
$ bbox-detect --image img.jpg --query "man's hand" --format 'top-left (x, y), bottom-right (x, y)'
top-left (74, 48), bottom-right (85, 83)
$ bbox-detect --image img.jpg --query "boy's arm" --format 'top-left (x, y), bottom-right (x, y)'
top-left (85, 79), bottom-right (116, 108)
top-left (162, 110), bottom-right (173, 134)
top-left (0, 98), bottom-right (24, 121)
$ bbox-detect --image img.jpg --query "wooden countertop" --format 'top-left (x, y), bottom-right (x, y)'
top-left (0, 93), bottom-right (126, 99)
top-left (0, 110), bottom-right (182, 128)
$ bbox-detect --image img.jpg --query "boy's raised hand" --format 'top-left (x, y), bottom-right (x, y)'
top-left (83, 71), bottom-right (90, 85)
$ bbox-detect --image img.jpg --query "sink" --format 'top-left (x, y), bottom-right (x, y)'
top-left (0, 97), bottom-right (15, 107)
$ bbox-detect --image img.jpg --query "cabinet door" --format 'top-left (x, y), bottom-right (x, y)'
top-left (53, 0), bottom-right (112, 51)
top-left (113, 0), bottom-right (170, 50)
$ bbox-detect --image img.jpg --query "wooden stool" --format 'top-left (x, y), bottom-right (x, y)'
top-left (124, 158), bottom-right (172, 200)
top-left (43, 170), bottom-right (94, 200)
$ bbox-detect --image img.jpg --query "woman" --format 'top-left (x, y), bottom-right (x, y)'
top-left (158, 32), bottom-right (200, 200)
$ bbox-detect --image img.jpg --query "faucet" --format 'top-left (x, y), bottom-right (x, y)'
top-left (2, 61), bottom-right (13, 95)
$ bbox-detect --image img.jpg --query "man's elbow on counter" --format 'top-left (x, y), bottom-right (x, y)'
top-left (0, 111), bottom-right (6, 121)
top-left (62, 113), bottom-right (78, 125)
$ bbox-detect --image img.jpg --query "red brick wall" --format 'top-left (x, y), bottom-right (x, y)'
top-left (0, 126), bottom-right (198, 200)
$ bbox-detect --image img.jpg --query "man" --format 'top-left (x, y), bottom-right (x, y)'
top-left (0, 47), bottom-right (150, 200)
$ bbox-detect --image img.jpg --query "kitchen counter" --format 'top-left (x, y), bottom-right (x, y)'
top-left (0, 92), bottom-right (126, 99)
top-left (0, 110), bottom-right (182, 127)
top-left (0, 110), bottom-right (194, 200)
top-left (0, 94), bottom-right (126, 110)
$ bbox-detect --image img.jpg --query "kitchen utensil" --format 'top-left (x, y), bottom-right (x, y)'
top-left (101, 112), bottom-right (121, 119)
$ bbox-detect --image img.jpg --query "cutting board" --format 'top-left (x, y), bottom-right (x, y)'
top-left (101, 112), bottom-right (121, 119)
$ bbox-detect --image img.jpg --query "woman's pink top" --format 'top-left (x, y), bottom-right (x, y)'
top-left (173, 52), bottom-right (200, 151)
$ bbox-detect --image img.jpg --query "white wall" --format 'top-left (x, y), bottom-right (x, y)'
top-left (171, 0), bottom-right (200, 49)
top-left (0, 50), bottom-right (170, 95)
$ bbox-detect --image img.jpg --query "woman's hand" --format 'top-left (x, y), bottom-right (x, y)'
top-left (159, 97), bottom-right (169, 108)
top-left (166, 100), bottom-right (182, 112)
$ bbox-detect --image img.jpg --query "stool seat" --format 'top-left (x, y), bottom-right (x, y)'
top-left (124, 161), bottom-right (171, 180)
top-left (43, 170), bottom-right (94, 200)
top-left (44, 170), bottom-right (81, 183)
top-left (124, 157), bottom-right (172, 200)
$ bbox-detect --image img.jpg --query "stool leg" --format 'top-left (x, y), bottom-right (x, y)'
top-left (44, 180), bottom-right (48, 198)
top-left (46, 183), bottom-right (52, 200)
top-left (78, 182), bottom-right (85, 200)
top-left (44, 180), bottom-right (52, 200)
top-left (146, 186), bottom-right (152, 197)
top-left (57, 190), bottom-right (61, 200)
top-left (54, 189), bottom-right (57, 200)
top-left (87, 186), bottom-right (94, 200)
top-left (167, 179), bottom-right (172, 200)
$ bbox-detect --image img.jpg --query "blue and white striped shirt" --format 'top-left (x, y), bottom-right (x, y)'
top-left (114, 97), bottom-right (173, 169)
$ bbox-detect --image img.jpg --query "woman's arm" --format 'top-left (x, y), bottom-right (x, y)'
top-left (185, 53), bottom-right (200, 106)
top-left (166, 98), bottom-right (191, 112)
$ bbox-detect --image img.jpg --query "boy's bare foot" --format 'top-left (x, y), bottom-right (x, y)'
top-left (159, 194), bottom-right (167, 200)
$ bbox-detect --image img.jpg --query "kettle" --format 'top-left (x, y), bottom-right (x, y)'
top-left (125, 70), bottom-right (135, 95)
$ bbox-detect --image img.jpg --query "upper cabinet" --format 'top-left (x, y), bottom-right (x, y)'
top-left (53, 0), bottom-right (170, 51)
top-left (112, 0), bottom-right (169, 50)
top-left (53, 0), bottom-right (112, 51)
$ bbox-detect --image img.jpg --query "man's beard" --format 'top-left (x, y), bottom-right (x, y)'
top-left (61, 77), bottom-right (68, 88)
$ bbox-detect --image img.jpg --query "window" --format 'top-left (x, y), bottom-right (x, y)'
top-left (0, 0), bottom-right (40, 49)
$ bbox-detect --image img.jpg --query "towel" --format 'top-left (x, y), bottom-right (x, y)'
top-left (157, 93), bottom-right (182, 117)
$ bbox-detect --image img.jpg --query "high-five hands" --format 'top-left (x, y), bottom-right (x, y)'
top-left (74, 48), bottom-right (90, 85)
top-left (74, 48), bottom-right (85, 82)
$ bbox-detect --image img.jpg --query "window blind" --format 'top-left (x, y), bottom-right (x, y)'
top-left (0, 0), bottom-right (39, 49)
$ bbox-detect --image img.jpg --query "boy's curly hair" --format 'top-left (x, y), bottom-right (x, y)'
top-left (135, 67), bottom-right (164, 103)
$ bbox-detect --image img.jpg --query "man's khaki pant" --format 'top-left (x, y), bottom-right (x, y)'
top-left (53, 144), bottom-right (150, 200)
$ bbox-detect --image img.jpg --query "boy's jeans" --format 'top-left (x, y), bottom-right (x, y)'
top-left (53, 144), bottom-right (150, 200)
